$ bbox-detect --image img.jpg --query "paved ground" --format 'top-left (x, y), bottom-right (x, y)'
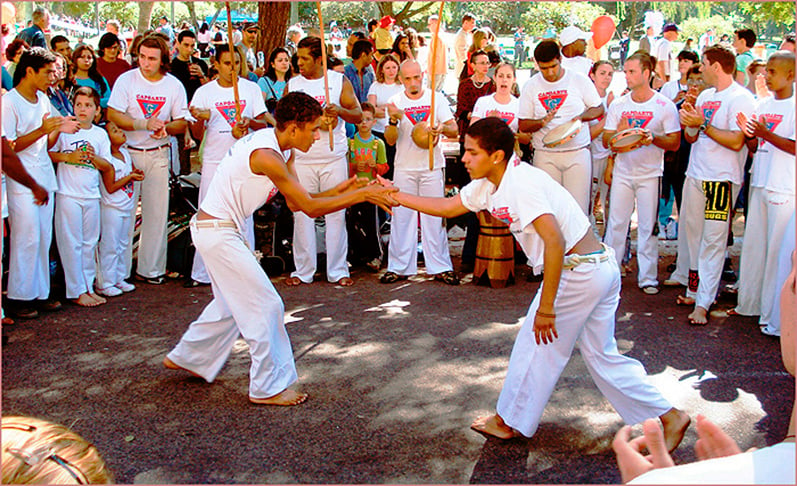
top-left (2, 218), bottom-right (792, 484)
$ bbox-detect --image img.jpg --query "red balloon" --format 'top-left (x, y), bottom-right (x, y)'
top-left (591, 15), bottom-right (616, 49)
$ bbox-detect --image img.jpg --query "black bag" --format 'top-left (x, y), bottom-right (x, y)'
top-left (263, 78), bottom-right (279, 114)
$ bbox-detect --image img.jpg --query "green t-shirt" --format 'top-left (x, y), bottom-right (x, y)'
top-left (348, 134), bottom-right (388, 180)
top-left (736, 50), bottom-right (756, 85)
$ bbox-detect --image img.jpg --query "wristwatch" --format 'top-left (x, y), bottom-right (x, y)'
top-left (388, 118), bottom-right (399, 126)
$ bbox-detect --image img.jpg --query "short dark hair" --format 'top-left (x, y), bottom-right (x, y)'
top-left (297, 36), bottom-right (323, 60)
top-left (677, 50), bottom-right (699, 63)
top-left (177, 30), bottom-right (196, 43)
top-left (71, 85), bottom-right (101, 108)
top-left (327, 56), bottom-right (344, 70)
top-left (470, 49), bottom-right (489, 65)
top-left (784, 34), bottom-right (796, 44)
top-left (703, 44), bottom-right (736, 74)
top-left (734, 28), bottom-right (756, 48)
top-left (534, 40), bottom-right (561, 63)
top-left (462, 13), bottom-right (475, 23)
top-left (687, 65), bottom-right (702, 78)
top-left (13, 46), bottom-right (55, 87)
top-left (360, 101), bottom-right (376, 116)
top-left (352, 40), bottom-right (373, 61)
top-left (137, 34), bottom-right (171, 73)
top-left (213, 43), bottom-right (239, 62)
top-left (275, 91), bottom-right (323, 131)
top-left (466, 118), bottom-right (515, 163)
top-left (6, 39), bottom-right (28, 61)
top-left (97, 32), bottom-right (119, 57)
top-left (768, 50), bottom-right (796, 73)
top-left (50, 35), bottom-right (69, 51)
top-left (626, 50), bottom-right (655, 79)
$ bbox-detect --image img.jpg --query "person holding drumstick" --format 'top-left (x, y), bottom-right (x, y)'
top-left (379, 60), bottom-right (460, 285)
top-left (602, 51), bottom-right (681, 295)
top-left (517, 40), bottom-right (604, 215)
top-left (377, 117), bottom-right (691, 449)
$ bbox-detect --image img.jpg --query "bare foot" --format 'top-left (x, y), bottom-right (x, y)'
top-left (162, 356), bottom-right (204, 379)
top-left (72, 293), bottom-right (102, 307)
top-left (285, 277), bottom-right (304, 287)
top-left (336, 277), bottom-right (354, 287)
top-left (250, 389), bottom-right (308, 406)
top-left (676, 295), bottom-right (695, 306)
top-left (688, 306), bottom-right (708, 325)
top-left (660, 408), bottom-right (691, 453)
top-left (470, 414), bottom-right (521, 439)
top-left (89, 292), bottom-right (107, 304)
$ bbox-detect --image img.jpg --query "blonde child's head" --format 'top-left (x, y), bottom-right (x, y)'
top-left (2, 415), bottom-right (113, 484)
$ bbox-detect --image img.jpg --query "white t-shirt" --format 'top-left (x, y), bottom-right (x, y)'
top-left (100, 147), bottom-right (136, 211)
top-left (519, 69), bottom-right (602, 152)
top-left (388, 89), bottom-right (454, 171)
top-left (472, 93), bottom-right (520, 133)
top-left (560, 56), bottom-right (593, 78)
top-left (190, 78), bottom-right (267, 163)
top-left (367, 81), bottom-right (403, 133)
top-left (605, 91), bottom-right (680, 178)
top-left (659, 79), bottom-right (687, 101)
top-left (687, 82), bottom-right (757, 184)
top-left (750, 94), bottom-right (795, 195)
top-left (629, 441), bottom-right (795, 484)
top-left (107, 68), bottom-right (188, 149)
top-left (654, 38), bottom-right (672, 77)
top-left (53, 125), bottom-right (113, 199)
top-left (201, 128), bottom-right (292, 234)
top-left (589, 94), bottom-right (612, 160)
top-left (287, 71), bottom-right (347, 163)
top-left (2, 89), bottom-right (60, 194)
top-left (459, 157), bottom-right (591, 274)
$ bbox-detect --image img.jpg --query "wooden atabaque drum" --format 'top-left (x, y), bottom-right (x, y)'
top-left (473, 211), bottom-right (515, 288)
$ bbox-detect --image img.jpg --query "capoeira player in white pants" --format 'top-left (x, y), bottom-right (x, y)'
top-left (665, 44), bottom-right (756, 325)
top-left (518, 40), bottom-right (604, 215)
top-left (285, 35), bottom-right (362, 287)
top-left (380, 118), bottom-right (691, 450)
top-left (163, 92), bottom-right (397, 405)
top-left (380, 59), bottom-right (459, 285)
top-left (602, 51), bottom-right (681, 295)
top-left (726, 51), bottom-right (795, 333)
top-left (186, 44), bottom-right (268, 287)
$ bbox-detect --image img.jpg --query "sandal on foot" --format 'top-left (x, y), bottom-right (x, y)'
top-left (336, 277), bottom-right (354, 287)
top-left (709, 307), bottom-right (741, 318)
top-left (676, 295), bottom-right (695, 306)
top-left (380, 271), bottom-right (407, 284)
top-left (285, 276), bottom-right (304, 287)
top-left (434, 270), bottom-right (460, 286)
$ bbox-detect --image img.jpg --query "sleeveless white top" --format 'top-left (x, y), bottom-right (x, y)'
top-left (200, 128), bottom-right (292, 232)
top-left (287, 71), bottom-right (347, 163)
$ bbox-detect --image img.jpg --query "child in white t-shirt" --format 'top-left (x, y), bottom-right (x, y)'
top-left (96, 121), bottom-right (145, 297)
top-left (48, 87), bottom-right (114, 307)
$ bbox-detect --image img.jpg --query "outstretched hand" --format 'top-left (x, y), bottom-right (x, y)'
top-left (612, 419), bottom-right (675, 483)
top-left (361, 183), bottom-right (399, 214)
top-left (694, 414), bottom-right (742, 460)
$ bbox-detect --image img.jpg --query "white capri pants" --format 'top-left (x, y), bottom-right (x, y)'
top-left (6, 191), bottom-right (55, 301)
top-left (387, 168), bottom-right (453, 276)
top-left (496, 246), bottom-right (672, 437)
top-left (98, 204), bottom-right (134, 290)
top-left (54, 193), bottom-right (101, 299)
top-left (190, 161), bottom-right (255, 284)
top-left (167, 219), bottom-right (298, 399)
top-left (291, 159), bottom-right (349, 283)
top-left (735, 187), bottom-right (795, 324)
top-left (590, 154), bottom-right (610, 234)
top-left (532, 147), bottom-right (592, 215)
top-left (766, 212), bottom-right (795, 336)
top-left (678, 177), bottom-right (739, 309)
top-left (126, 146), bottom-right (170, 279)
top-left (604, 174), bottom-right (660, 288)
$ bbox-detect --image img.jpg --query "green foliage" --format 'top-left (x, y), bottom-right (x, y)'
top-left (678, 14), bottom-right (737, 42)
top-left (99, 3), bottom-right (138, 29)
top-left (520, 2), bottom-right (610, 37)
top-left (738, 2), bottom-right (795, 31)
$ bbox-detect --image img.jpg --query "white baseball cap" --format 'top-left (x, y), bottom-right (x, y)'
top-left (559, 25), bottom-right (593, 46)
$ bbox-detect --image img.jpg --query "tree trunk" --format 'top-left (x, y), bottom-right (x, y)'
top-left (257, 2), bottom-right (291, 61)
top-left (184, 1), bottom-right (198, 30)
top-left (138, 2), bottom-right (155, 34)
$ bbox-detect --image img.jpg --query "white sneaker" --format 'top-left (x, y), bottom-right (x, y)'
top-left (115, 281), bottom-right (136, 293)
top-left (98, 286), bottom-right (123, 297)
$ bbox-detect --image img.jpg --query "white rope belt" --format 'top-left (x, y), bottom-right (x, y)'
top-left (563, 243), bottom-right (611, 270)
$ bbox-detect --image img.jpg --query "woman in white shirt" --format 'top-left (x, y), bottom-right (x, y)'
top-left (367, 54), bottom-right (402, 179)
top-left (587, 60), bottom-right (614, 234)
